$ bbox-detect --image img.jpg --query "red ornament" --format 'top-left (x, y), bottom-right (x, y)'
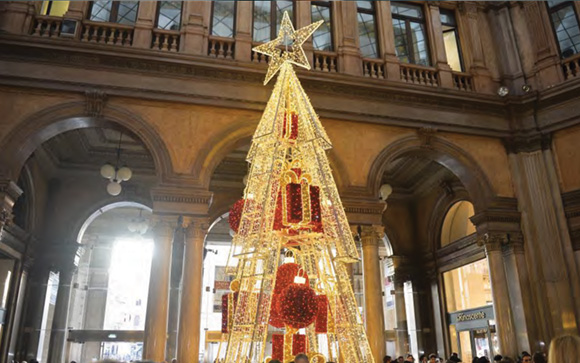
top-left (273, 263), bottom-right (309, 295)
top-left (273, 179), bottom-right (324, 233)
top-left (315, 295), bottom-right (328, 333)
top-left (282, 111), bottom-right (299, 141)
top-left (272, 334), bottom-right (284, 361)
top-left (229, 198), bottom-right (245, 233)
top-left (279, 283), bottom-right (318, 329)
top-left (221, 292), bottom-right (239, 333)
top-left (268, 294), bottom-right (285, 328)
top-left (292, 333), bottom-right (307, 355)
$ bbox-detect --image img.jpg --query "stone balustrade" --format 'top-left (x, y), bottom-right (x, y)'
top-left (31, 15), bottom-right (62, 38)
top-left (152, 29), bottom-right (180, 52)
top-left (251, 42), bottom-right (269, 64)
top-left (362, 58), bottom-right (386, 79)
top-left (81, 20), bottom-right (134, 46)
top-left (208, 36), bottom-right (235, 60)
top-left (452, 71), bottom-right (474, 92)
top-left (313, 50), bottom-right (338, 73)
top-left (400, 63), bottom-right (439, 87)
top-left (562, 53), bottom-right (580, 80)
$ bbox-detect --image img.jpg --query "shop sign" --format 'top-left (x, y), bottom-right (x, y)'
top-left (456, 311), bottom-right (486, 323)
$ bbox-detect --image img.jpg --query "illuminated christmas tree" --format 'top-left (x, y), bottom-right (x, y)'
top-left (221, 13), bottom-right (375, 363)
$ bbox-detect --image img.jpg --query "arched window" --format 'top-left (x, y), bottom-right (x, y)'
top-left (311, 1), bottom-right (333, 51)
top-left (89, 1), bottom-right (139, 25)
top-left (211, 1), bottom-right (236, 38)
top-left (253, 1), bottom-right (294, 43)
top-left (440, 200), bottom-right (476, 247)
top-left (546, 0), bottom-right (580, 58)
top-left (156, 1), bottom-right (182, 31)
top-left (41, 1), bottom-right (70, 17)
top-left (357, 1), bottom-right (379, 58)
top-left (391, 2), bottom-right (431, 66)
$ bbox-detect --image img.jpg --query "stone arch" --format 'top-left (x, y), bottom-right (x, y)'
top-left (75, 199), bottom-right (152, 243)
top-left (0, 101), bottom-right (173, 181)
top-left (368, 134), bottom-right (496, 212)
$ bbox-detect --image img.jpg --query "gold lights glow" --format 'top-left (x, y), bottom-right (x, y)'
top-left (252, 12), bottom-right (323, 85)
top-left (222, 12), bottom-right (375, 363)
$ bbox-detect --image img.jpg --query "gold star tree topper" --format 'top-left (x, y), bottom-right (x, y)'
top-left (252, 12), bottom-right (323, 85)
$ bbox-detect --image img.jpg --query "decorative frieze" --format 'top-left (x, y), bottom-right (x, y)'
top-left (84, 89), bottom-right (107, 118)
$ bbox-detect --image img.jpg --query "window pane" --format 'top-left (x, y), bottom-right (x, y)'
top-left (157, 1), bottom-right (182, 30)
top-left (393, 18), bottom-right (410, 63)
top-left (357, 1), bottom-right (373, 11)
top-left (212, 1), bottom-right (236, 38)
top-left (547, 0), bottom-right (568, 8)
top-left (253, 1), bottom-right (271, 43)
top-left (90, 0), bottom-right (112, 22)
top-left (312, 4), bottom-right (333, 51)
top-left (42, 1), bottom-right (70, 17)
top-left (440, 9), bottom-right (456, 26)
top-left (550, 5), bottom-right (580, 58)
top-left (443, 30), bottom-right (463, 72)
top-left (391, 2), bottom-right (424, 20)
top-left (117, 1), bottom-right (139, 25)
top-left (410, 21), bottom-right (430, 66)
top-left (275, 1), bottom-right (294, 35)
top-left (443, 259), bottom-right (492, 312)
top-left (358, 12), bottom-right (378, 58)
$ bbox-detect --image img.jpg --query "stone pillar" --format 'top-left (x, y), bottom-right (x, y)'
top-left (295, 1), bottom-right (314, 63)
top-left (391, 257), bottom-right (409, 357)
top-left (521, 2), bottom-right (563, 89)
top-left (47, 243), bottom-right (79, 363)
top-left (181, 1), bottom-right (210, 55)
top-left (375, 1), bottom-right (400, 80)
top-left (0, 1), bottom-right (34, 34)
top-left (336, 1), bottom-right (363, 76)
top-left (360, 225), bottom-right (387, 361)
top-left (177, 219), bottom-right (208, 363)
top-left (143, 218), bottom-right (175, 362)
top-left (459, 2), bottom-right (494, 93)
top-left (426, 3), bottom-right (453, 88)
top-left (166, 225), bottom-right (185, 361)
top-left (508, 143), bottom-right (580, 341)
top-left (63, 1), bottom-right (88, 20)
top-left (235, 1), bottom-right (253, 62)
top-left (479, 233), bottom-right (518, 359)
top-left (133, 1), bottom-right (156, 49)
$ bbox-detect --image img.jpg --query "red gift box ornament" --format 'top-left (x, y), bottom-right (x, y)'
top-left (315, 295), bottom-right (329, 333)
top-left (269, 259), bottom-right (309, 328)
top-left (272, 334), bottom-right (285, 361)
top-left (221, 279), bottom-right (240, 333)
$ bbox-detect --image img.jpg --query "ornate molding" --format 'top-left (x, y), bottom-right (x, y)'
top-left (417, 127), bottom-right (438, 149)
top-left (359, 225), bottom-right (384, 248)
top-left (84, 89), bottom-right (107, 118)
top-left (503, 133), bottom-right (552, 154)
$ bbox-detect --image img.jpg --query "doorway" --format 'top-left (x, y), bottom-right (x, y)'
top-left (448, 306), bottom-right (497, 362)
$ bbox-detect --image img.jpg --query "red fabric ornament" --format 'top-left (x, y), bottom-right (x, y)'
top-left (272, 333), bottom-right (284, 361)
top-left (279, 283), bottom-right (318, 329)
top-left (269, 294), bottom-right (285, 328)
top-left (273, 182), bottom-right (324, 233)
top-left (228, 198), bottom-right (245, 233)
top-left (273, 263), bottom-right (309, 295)
top-left (221, 292), bottom-right (239, 333)
top-left (292, 334), bottom-right (307, 355)
top-left (282, 111), bottom-right (299, 141)
top-left (315, 295), bottom-right (328, 333)
top-left (221, 294), bottom-right (228, 333)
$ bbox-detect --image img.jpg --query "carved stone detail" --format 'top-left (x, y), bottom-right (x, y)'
top-left (85, 89), bottom-right (107, 118)
top-left (503, 133), bottom-right (552, 154)
top-left (359, 225), bottom-right (385, 248)
top-left (417, 127), bottom-right (437, 149)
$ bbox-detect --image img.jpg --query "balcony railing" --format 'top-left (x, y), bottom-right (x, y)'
top-left (313, 50), bottom-right (338, 73)
top-left (250, 42), bottom-right (269, 64)
top-left (562, 53), bottom-right (580, 80)
top-left (152, 29), bottom-right (180, 52)
top-left (400, 63), bottom-right (439, 87)
top-left (31, 15), bottom-right (62, 38)
top-left (362, 58), bottom-right (385, 79)
top-left (81, 20), bottom-right (134, 46)
top-left (208, 36), bottom-right (235, 60)
top-left (452, 71), bottom-right (474, 92)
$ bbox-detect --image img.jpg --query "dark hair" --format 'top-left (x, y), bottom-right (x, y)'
top-left (429, 354), bottom-right (437, 359)
top-left (295, 353), bottom-right (309, 362)
top-left (494, 355), bottom-right (503, 362)
top-left (532, 353), bottom-right (546, 363)
top-left (384, 356), bottom-right (392, 363)
top-left (522, 352), bottom-right (531, 358)
top-left (420, 355), bottom-right (426, 361)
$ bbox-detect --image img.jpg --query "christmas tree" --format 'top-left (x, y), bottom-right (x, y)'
top-left (221, 13), bottom-right (375, 363)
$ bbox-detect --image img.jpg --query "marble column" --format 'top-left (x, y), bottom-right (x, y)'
top-left (133, 1), bottom-right (156, 49)
top-left (508, 147), bottom-right (580, 341)
top-left (20, 264), bottom-right (50, 361)
top-left (47, 243), bottom-right (79, 363)
top-left (143, 218), bottom-right (175, 361)
top-left (480, 233), bottom-right (518, 359)
top-left (391, 256), bottom-right (409, 357)
top-left (177, 219), bottom-right (208, 363)
top-left (235, 1), bottom-right (253, 62)
top-left (426, 3), bottom-right (453, 88)
top-left (360, 225), bottom-right (387, 361)
top-left (166, 226), bottom-right (185, 360)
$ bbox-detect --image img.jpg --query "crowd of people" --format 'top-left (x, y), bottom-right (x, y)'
top-left (383, 334), bottom-right (580, 363)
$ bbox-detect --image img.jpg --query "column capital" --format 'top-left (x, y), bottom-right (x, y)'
top-left (477, 232), bottom-right (509, 252)
top-left (359, 225), bottom-right (385, 248)
top-left (150, 214), bottom-right (180, 240)
top-left (0, 179), bottom-right (23, 232)
top-left (183, 217), bottom-right (210, 241)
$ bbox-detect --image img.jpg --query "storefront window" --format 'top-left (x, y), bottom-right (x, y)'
top-left (443, 259), bottom-right (492, 312)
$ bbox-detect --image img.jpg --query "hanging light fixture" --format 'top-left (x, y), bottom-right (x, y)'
top-left (100, 131), bottom-right (132, 196)
top-left (128, 209), bottom-right (149, 235)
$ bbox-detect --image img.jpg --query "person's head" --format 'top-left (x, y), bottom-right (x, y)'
top-left (171, 359), bottom-right (177, 363)
top-left (398, 357), bottom-right (405, 363)
top-left (477, 357), bottom-right (490, 363)
top-left (406, 354), bottom-right (415, 362)
top-left (494, 356), bottom-right (503, 363)
top-left (294, 353), bottom-right (309, 363)
top-left (549, 335), bottom-right (580, 363)
top-left (522, 352), bottom-right (532, 363)
top-left (429, 354), bottom-right (438, 363)
top-left (384, 356), bottom-right (392, 363)
top-left (532, 352), bottom-right (546, 363)
top-left (500, 358), bottom-right (515, 363)
top-left (419, 355), bottom-right (426, 363)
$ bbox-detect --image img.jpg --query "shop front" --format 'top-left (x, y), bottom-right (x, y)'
top-left (448, 306), bottom-right (497, 361)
